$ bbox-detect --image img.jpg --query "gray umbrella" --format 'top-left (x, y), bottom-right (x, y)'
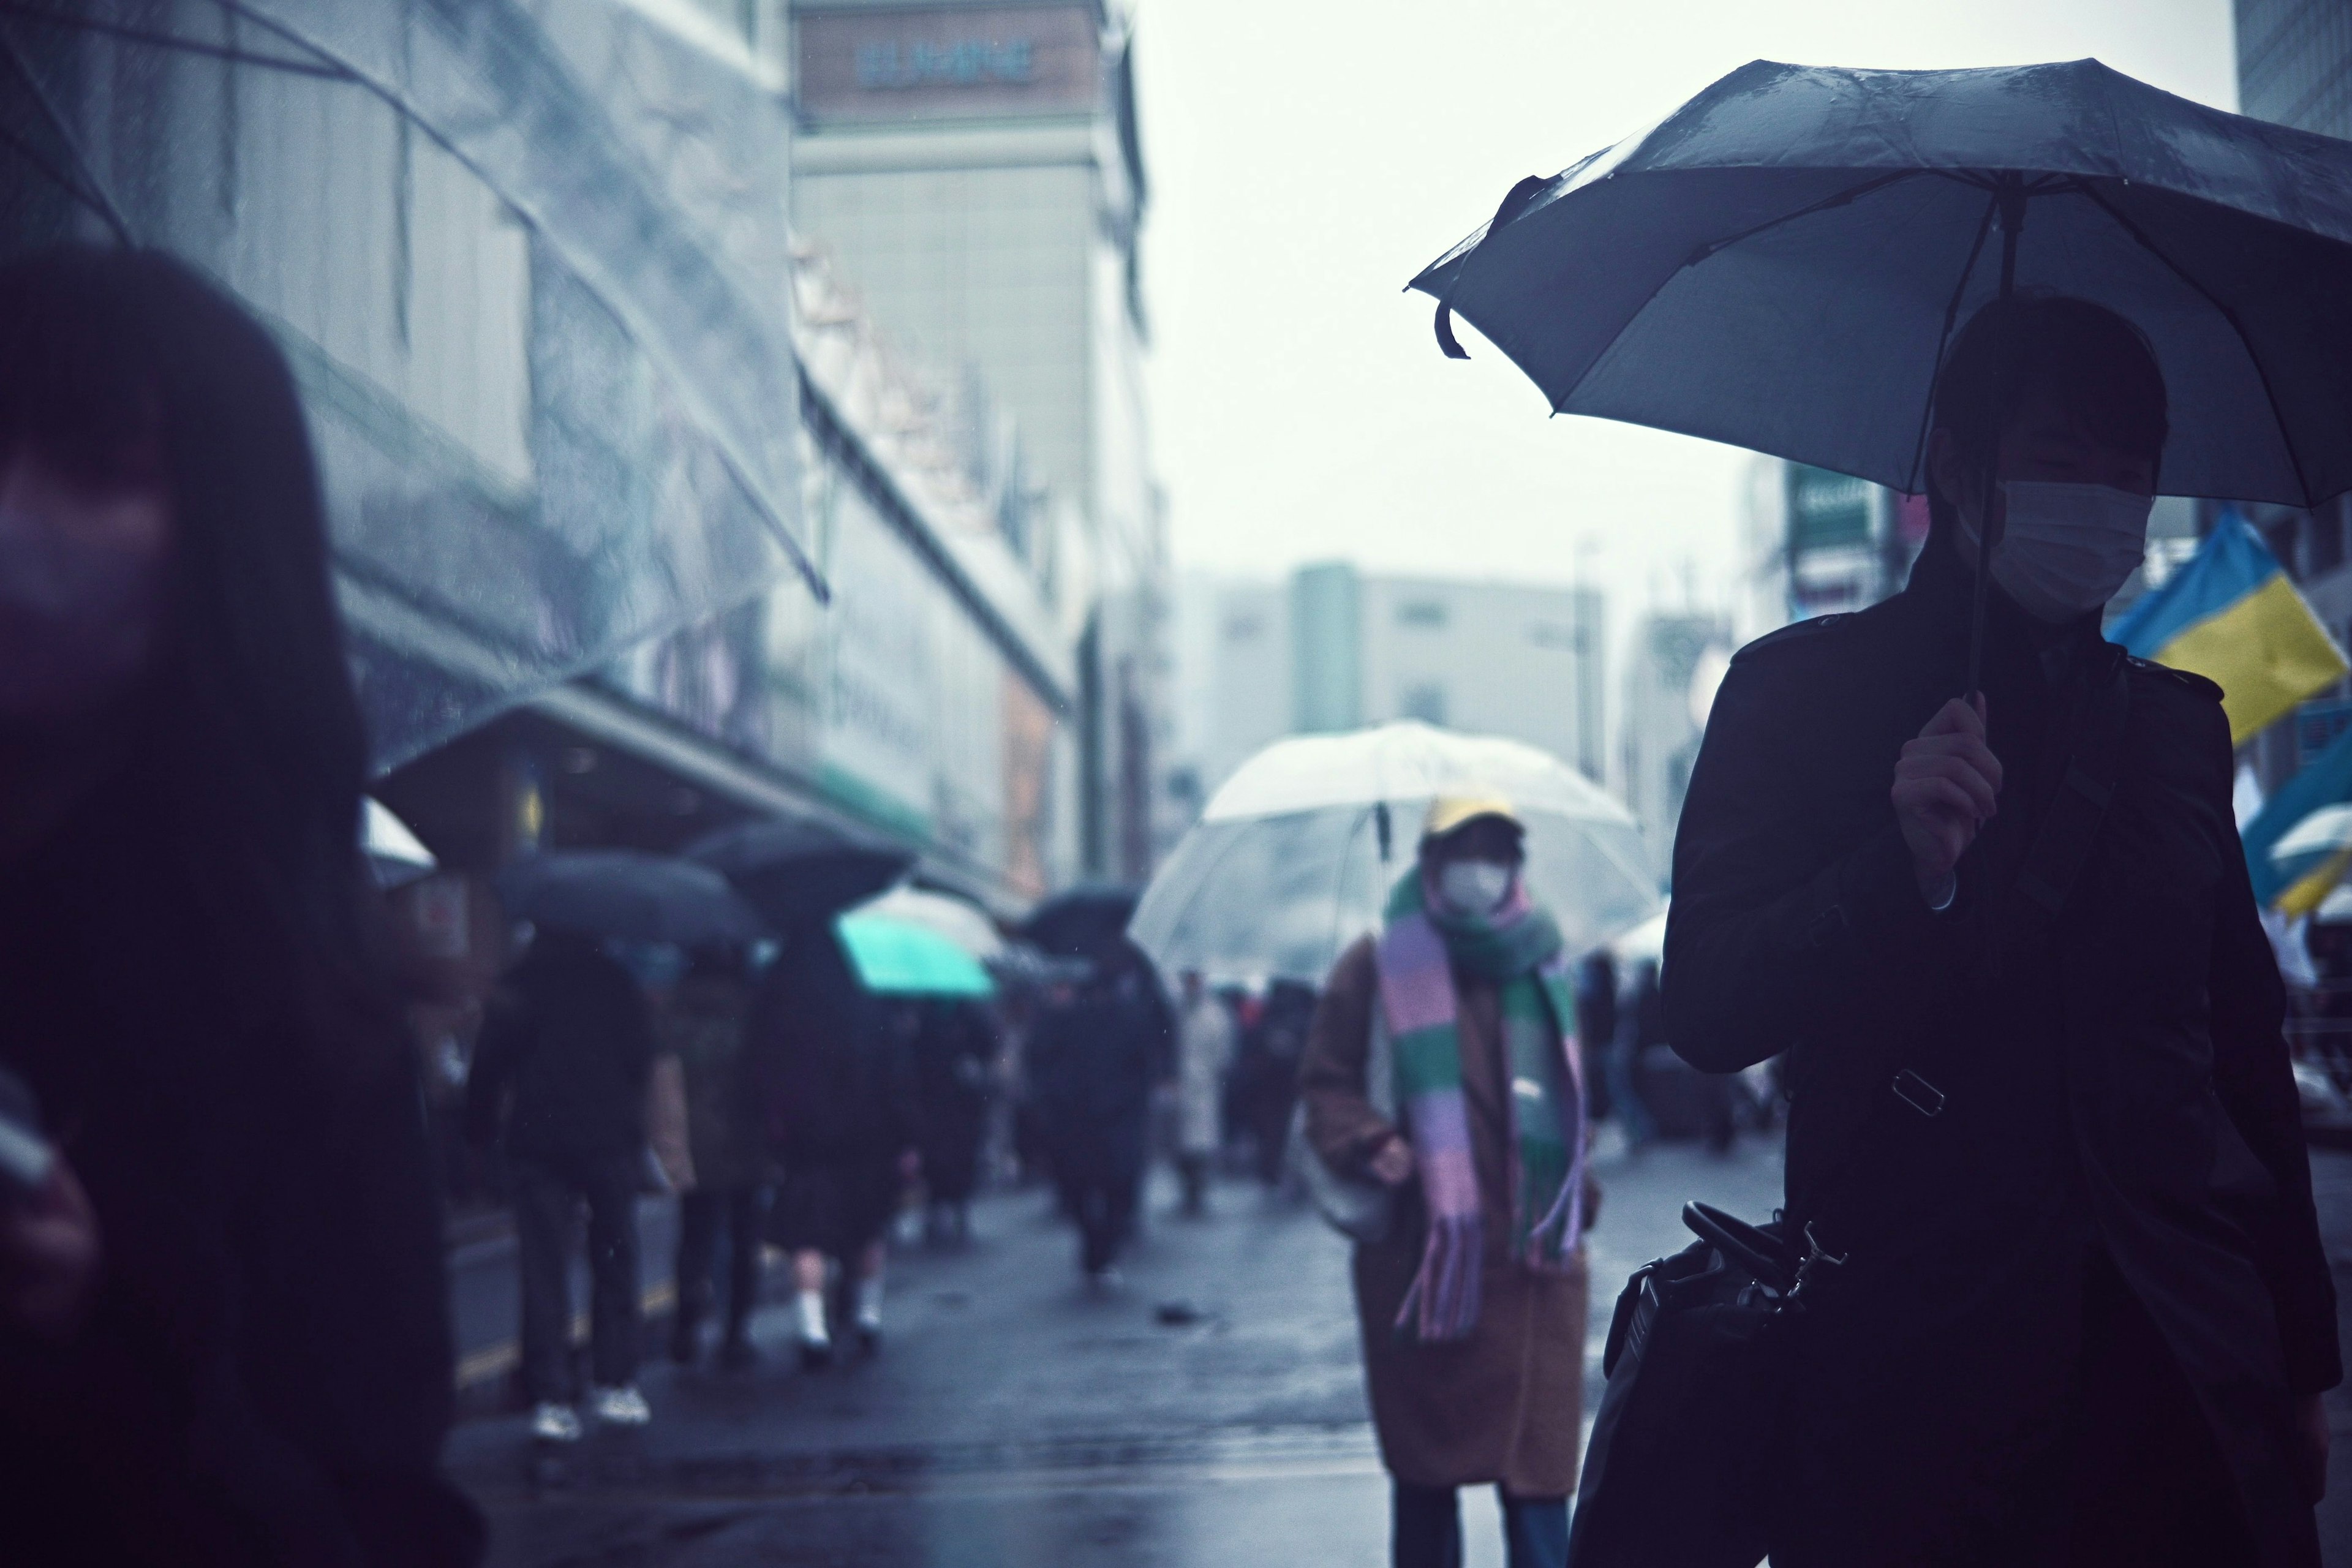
top-left (1409, 59), bottom-right (2352, 683)
top-left (496, 850), bottom-right (765, 946)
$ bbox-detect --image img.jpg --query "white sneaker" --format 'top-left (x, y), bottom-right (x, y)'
top-left (530, 1401), bottom-right (582, 1444)
top-left (590, 1384), bottom-right (651, 1427)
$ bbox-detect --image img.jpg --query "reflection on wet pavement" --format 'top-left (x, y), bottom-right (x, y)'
top-left (452, 1137), bottom-right (1786, 1566)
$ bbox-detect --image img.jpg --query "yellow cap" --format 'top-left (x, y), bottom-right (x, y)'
top-left (1422, 794), bottom-right (1522, 842)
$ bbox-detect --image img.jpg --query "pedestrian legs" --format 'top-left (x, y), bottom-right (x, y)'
top-left (1607, 1033), bottom-right (1655, 1148)
top-left (1499, 1493), bottom-right (1569, 1568)
top-left (511, 1155), bottom-right (578, 1405)
top-left (673, 1186), bottom-right (722, 1361)
top-left (1390, 1482), bottom-right (1463, 1568)
top-left (579, 1152), bottom-right (643, 1393)
top-left (721, 1185), bottom-right (764, 1350)
top-left (1177, 1150), bottom-right (1210, 1216)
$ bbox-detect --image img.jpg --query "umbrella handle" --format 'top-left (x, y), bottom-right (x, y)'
top-left (1964, 178), bottom-right (2027, 698)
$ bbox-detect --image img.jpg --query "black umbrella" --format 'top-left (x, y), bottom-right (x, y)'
top-left (684, 817), bottom-right (914, 930)
top-left (1409, 58), bottom-right (2352, 687)
top-left (496, 850), bottom-right (765, 946)
top-left (1022, 883), bottom-right (1142, 959)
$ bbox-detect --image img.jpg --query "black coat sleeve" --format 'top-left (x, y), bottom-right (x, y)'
top-left (2209, 796), bottom-right (2342, 1394)
top-left (1664, 645), bottom-right (1953, 1072)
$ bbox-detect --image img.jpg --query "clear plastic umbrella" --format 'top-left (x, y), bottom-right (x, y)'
top-left (1131, 722), bottom-right (1661, 986)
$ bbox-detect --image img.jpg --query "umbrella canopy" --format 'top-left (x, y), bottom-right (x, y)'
top-left (846, 886), bottom-right (1006, 962)
top-left (496, 850), bottom-right (764, 946)
top-left (684, 818), bottom-right (914, 931)
top-left (363, 798), bottom-right (437, 891)
top-left (1130, 722), bottom-right (1660, 986)
top-left (835, 913), bottom-right (997, 998)
top-left (1409, 59), bottom-right (2352, 511)
top-left (1023, 883), bottom-right (1142, 959)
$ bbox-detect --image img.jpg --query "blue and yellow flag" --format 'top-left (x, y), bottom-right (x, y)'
top-left (2109, 510), bottom-right (2347, 747)
top-left (2243, 723), bottom-right (2352, 916)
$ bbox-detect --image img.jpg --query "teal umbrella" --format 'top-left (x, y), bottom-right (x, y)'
top-left (835, 913), bottom-right (997, 998)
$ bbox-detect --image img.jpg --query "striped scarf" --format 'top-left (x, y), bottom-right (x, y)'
top-left (1376, 866), bottom-right (1585, 1343)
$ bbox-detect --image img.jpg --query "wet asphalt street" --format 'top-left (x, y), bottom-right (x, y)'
top-left (448, 1132), bottom-right (1783, 1567)
top-left (447, 1140), bottom-right (2352, 1567)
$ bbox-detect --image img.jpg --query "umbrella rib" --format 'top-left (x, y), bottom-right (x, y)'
top-left (1901, 190), bottom-right (2002, 496)
top-left (1678, 169), bottom-right (1923, 271)
top-left (2073, 183), bottom-right (2316, 506)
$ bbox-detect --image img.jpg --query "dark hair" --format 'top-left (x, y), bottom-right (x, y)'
top-left (1926, 293), bottom-right (2169, 530)
top-left (0, 246), bottom-right (390, 1063)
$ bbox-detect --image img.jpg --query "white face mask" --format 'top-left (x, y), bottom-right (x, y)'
top-left (1437, 860), bottom-right (1515, 916)
top-left (1985, 480), bottom-right (2153, 624)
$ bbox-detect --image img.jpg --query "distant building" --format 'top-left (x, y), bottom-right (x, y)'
top-left (785, 0), bottom-right (1167, 880)
top-left (1619, 611), bottom-right (1732, 872)
top-left (1172, 564), bottom-right (1607, 807)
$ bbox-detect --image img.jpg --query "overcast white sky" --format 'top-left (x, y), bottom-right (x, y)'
top-left (1134, 0), bottom-right (2237, 621)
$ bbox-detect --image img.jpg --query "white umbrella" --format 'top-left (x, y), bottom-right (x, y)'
top-left (1132, 722), bottom-right (1662, 985)
top-left (364, 798), bottom-right (437, 890)
top-left (846, 885), bottom-right (1006, 962)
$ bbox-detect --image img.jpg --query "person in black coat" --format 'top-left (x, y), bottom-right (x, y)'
top-left (0, 248), bottom-right (481, 1564)
top-left (1026, 941), bottom-right (1174, 1281)
top-left (912, 999), bottom-right (999, 1244)
top-left (1665, 294), bottom-right (2337, 1567)
top-left (466, 927), bottom-right (657, 1438)
top-left (748, 925), bottom-right (918, 1366)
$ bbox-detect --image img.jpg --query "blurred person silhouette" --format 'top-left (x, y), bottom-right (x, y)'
top-left (750, 922), bottom-right (918, 1367)
top-left (1027, 941), bottom-right (1173, 1283)
top-left (0, 246), bottom-right (482, 1564)
top-left (1301, 798), bottom-right (1600, 1568)
top-left (1172, 969), bottom-right (1235, 1216)
top-left (1572, 949), bottom-right (1618, 1128)
top-left (911, 997), bottom-right (998, 1245)
top-left (1607, 959), bottom-right (1661, 1152)
top-left (467, 925), bottom-right (658, 1440)
top-left (662, 942), bottom-right (764, 1369)
top-left (1235, 978), bottom-right (1315, 1185)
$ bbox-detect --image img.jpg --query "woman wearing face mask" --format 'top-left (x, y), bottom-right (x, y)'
top-left (0, 248), bottom-right (483, 1564)
top-left (1666, 293), bottom-right (2336, 1567)
top-left (1300, 797), bottom-right (1599, 1568)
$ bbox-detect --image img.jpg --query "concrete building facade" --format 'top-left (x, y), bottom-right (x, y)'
top-left (1172, 564), bottom-right (1606, 811)
top-left (783, 0), bottom-right (1167, 880)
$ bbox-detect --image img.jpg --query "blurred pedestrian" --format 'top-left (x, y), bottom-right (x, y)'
top-left (1234, 979), bottom-right (1314, 1185)
top-left (663, 943), bottom-right (764, 1369)
top-left (467, 926), bottom-right (658, 1440)
top-left (0, 246), bottom-right (482, 1562)
top-left (1668, 295), bottom-right (2337, 1564)
top-left (1606, 958), bottom-right (1660, 1151)
top-left (912, 998), bottom-right (998, 1245)
top-left (1301, 797), bottom-right (1598, 1568)
top-left (1572, 949), bottom-right (1618, 1127)
top-left (1172, 968), bottom-right (1235, 1216)
top-left (1027, 942), bottom-right (1173, 1283)
top-left (751, 923), bottom-right (917, 1367)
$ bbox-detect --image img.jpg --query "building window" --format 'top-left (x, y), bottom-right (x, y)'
top-left (1400, 682), bottom-right (1447, 726)
top-left (1396, 600), bottom-right (1447, 629)
top-left (1222, 612), bottom-right (1264, 642)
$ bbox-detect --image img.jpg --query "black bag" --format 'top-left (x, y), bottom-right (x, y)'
top-left (1564, 649), bottom-right (2133, 1568)
top-left (1566, 1202), bottom-right (1805, 1567)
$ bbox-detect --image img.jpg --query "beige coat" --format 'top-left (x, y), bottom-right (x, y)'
top-left (1300, 935), bottom-right (1593, 1497)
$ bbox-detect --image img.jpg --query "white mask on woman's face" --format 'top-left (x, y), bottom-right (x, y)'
top-left (1438, 860), bottom-right (1514, 916)
top-left (1981, 480), bottom-right (2154, 624)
